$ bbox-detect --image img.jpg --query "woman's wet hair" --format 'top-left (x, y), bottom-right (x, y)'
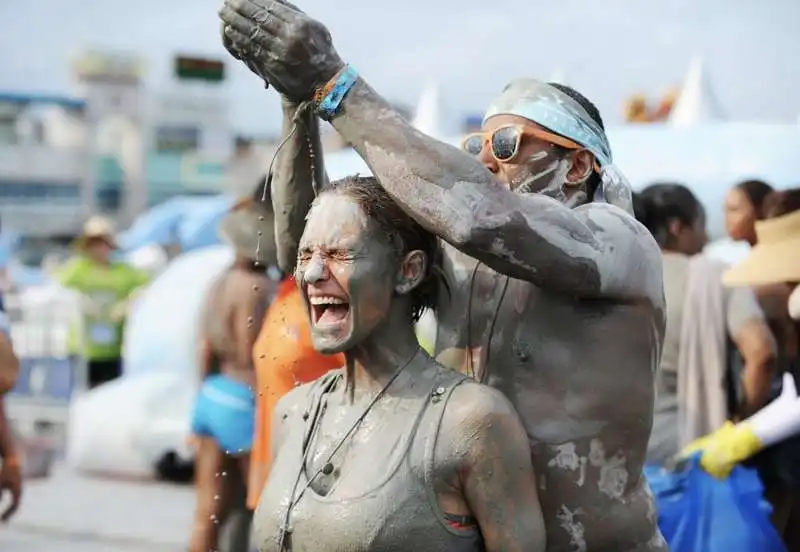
top-left (632, 183), bottom-right (702, 247)
top-left (735, 179), bottom-right (774, 216)
top-left (762, 187), bottom-right (800, 219)
top-left (322, 175), bottom-right (444, 321)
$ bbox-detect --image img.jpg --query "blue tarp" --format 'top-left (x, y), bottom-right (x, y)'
top-left (645, 456), bottom-right (786, 552)
top-left (175, 196), bottom-right (235, 252)
top-left (117, 195), bottom-right (235, 253)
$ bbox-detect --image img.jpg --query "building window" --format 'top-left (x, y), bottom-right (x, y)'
top-left (95, 185), bottom-right (122, 212)
top-left (0, 182), bottom-right (80, 203)
top-left (154, 126), bottom-right (199, 153)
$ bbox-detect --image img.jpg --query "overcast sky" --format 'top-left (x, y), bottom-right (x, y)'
top-left (1, 0), bottom-right (798, 134)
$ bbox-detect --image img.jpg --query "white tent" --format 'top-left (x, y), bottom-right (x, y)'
top-left (669, 57), bottom-right (725, 126)
top-left (410, 83), bottom-right (460, 139)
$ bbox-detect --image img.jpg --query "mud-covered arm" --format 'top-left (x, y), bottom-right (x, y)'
top-left (217, 3), bottom-right (648, 298)
top-left (447, 384), bottom-right (546, 552)
top-left (272, 99), bottom-right (327, 273)
top-left (331, 80), bottom-right (653, 298)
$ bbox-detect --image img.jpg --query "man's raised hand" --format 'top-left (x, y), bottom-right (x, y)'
top-left (219, 0), bottom-right (345, 101)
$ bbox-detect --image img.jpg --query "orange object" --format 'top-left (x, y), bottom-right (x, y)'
top-left (247, 277), bottom-right (344, 509)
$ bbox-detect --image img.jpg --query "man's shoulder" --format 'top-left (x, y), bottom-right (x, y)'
top-left (577, 203), bottom-right (657, 248)
top-left (576, 203), bottom-right (664, 303)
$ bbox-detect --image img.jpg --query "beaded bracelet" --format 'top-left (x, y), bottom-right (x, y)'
top-left (314, 65), bottom-right (359, 121)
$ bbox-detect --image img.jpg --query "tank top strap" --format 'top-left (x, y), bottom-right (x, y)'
top-left (420, 371), bottom-right (472, 527)
top-left (299, 370), bottom-right (343, 452)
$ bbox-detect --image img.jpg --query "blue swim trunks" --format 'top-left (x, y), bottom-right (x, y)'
top-left (190, 374), bottom-right (255, 454)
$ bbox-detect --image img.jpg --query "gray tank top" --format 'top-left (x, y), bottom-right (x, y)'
top-left (253, 368), bottom-right (485, 552)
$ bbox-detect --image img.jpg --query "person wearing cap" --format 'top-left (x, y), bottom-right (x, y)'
top-left (57, 216), bottom-right (150, 389)
top-left (188, 196), bottom-right (280, 552)
top-left (222, 7), bottom-right (668, 550)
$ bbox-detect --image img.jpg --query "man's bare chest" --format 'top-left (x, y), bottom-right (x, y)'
top-left (433, 248), bottom-right (658, 428)
top-left (435, 248), bottom-right (583, 370)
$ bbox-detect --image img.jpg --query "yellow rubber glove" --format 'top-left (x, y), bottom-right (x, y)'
top-left (680, 421), bottom-right (764, 479)
top-left (417, 334), bottom-right (435, 356)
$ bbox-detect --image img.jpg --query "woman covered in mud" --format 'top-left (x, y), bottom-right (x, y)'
top-left (253, 176), bottom-right (544, 552)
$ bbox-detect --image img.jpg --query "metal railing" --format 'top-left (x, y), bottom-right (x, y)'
top-left (4, 289), bottom-right (87, 443)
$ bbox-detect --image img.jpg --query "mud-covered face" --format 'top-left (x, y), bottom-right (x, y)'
top-left (467, 115), bottom-right (596, 203)
top-left (295, 194), bottom-right (397, 354)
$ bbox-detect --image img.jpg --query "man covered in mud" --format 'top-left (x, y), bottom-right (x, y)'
top-left (219, 2), bottom-right (667, 550)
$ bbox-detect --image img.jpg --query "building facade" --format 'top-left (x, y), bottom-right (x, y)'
top-left (0, 50), bottom-right (260, 248)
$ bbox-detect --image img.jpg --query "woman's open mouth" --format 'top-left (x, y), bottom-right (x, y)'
top-left (309, 296), bottom-right (351, 327)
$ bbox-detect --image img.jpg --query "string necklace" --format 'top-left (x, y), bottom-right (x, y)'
top-left (465, 261), bottom-right (510, 383)
top-left (276, 347), bottom-right (421, 551)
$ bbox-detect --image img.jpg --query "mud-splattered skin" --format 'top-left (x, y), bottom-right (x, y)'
top-left (252, 189), bottom-right (545, 551)
top-left (219, 2), bottom-right (667, 550)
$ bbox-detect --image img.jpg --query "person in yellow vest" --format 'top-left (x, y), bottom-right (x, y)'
top-left (57, 216), bottom-right (150, 389)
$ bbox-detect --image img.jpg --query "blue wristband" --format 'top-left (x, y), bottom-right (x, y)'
top-left (316, 66), bottom-right (359, 121)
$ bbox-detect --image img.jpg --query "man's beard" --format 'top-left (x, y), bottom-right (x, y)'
top-left (513, 156), bottom-right (591, 208)
top-left (514, 156), bottom-right (573, 197)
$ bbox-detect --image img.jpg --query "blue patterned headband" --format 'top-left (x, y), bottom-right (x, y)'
top-left (483, 79), bottom-right (633, 214)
